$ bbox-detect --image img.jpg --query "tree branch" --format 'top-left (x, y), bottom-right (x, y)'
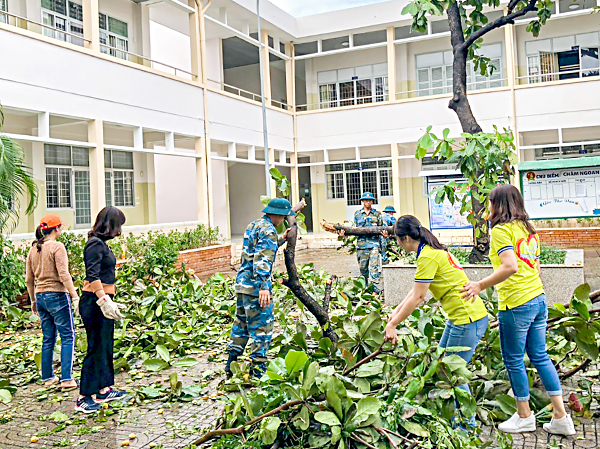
top-left (321, 220), bottom-right (393, 236)
top-left (462, 0), bottom-right (537, 50)
top-left (193, 400), bottom-right (303, 446)
top-left (373, 426), bottom-right (399, 449)
top-left (560, 359), bottom-right (591, 380)
top-left (342, 344), bottom-right (383, 376)
top-left (350, 433), bottom-right (379, 449)
top-left (323, 275), bottom-right (336, 312)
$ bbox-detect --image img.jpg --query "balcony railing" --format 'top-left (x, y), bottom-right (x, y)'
top-left (99, 44), bottom-right (195, 79)
top-left (207, 79), bottom-right (291, 110)
top-left (517, 68), bottom-right (600, 84)
top-left (0, 11), bottom-right (90, 46)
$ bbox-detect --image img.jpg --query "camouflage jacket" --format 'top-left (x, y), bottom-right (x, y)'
top-left (382, 214), bottom-right (396, 227)
top-left (352, 208), bottom-right (384, 250)
top-left (235, 215), bottom-right (283, 296)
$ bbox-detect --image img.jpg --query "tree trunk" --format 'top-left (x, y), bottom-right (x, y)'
top-left (321, 220), bottom-right (394, 236)
top-left (282, 203), bottom-right (339, 343)
top-left (447, 3), bottom-right (489, 262)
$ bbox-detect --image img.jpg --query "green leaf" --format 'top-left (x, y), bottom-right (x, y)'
top-left (351, 396), bottom-right (381, 426)
top-left (156, 344), bottom-right (170, 363)
top-left (400, 421), bottom-right (429, 437)
top-left (140, 385), bottom-right (162, 398)
top-left (404, 377), bottom-right (424, 400)
top-left (495, 393), bottom-right (517, 415)
top-left (293, 406), bottom-right (310, 431)
top-left (331, 426), bottom-right (342, 444)
top-left (172, 357), bottom-right (199, 368)
top-left (143, 358), bottom-right (169, 372)
top-left (260, 195), bottom-right (271, 206)
top-left (0, 389), bottom-right (12, 404)
top-left (169, 372), bottom-right (178, 390)
top-left (285, 350), bottom-right (308, 375)
top-left (315, 411), bottom-right (341, 427)
top-left (269, 167), bottom-right (284, 181)
top-left (303, 361), bottom-right (319, 391)
top-left (327, 389), bottom-right (343, 420)
top-left (572, 299), bottom-right (590, 321)
top-left (355, 359), bottom-right (385, 377)
top-left (260, 416), bottom-right (281, 445)
top-left (455, 387), bottom-right (477, 418)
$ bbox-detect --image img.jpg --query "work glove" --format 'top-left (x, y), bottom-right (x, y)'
top-left (96, 295), bottom-right (126, 321)
top-left (71, 296), bottom-right (80, 316)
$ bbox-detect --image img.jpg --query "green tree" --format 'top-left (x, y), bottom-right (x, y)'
top-left (403, 0), bottom-right (554, 261)
top-left (0, 107), bottom-right (38, 233)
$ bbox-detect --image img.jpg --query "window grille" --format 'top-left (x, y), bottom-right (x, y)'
top-left (327, 173), bottom-right (344, 199)
top-left (105, 150), bottom-right (135, 207)
top-left (346, 172), bottom-right (362, 206)
top-left (380, 169), bottom-right (391, 197)
top-left (74, 171), bottom-right (91, 225)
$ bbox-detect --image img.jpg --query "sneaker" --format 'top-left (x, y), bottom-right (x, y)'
top-left (498, 411), bottom-right (536, 433)
top-left (225, 354), bottom-right (238, 378)
top-left (543, 414), bottom-right (576, 436)
top-left (95, 387), bottom-right (127, 403)
top-left (75, 396), bottom-right (101, 414)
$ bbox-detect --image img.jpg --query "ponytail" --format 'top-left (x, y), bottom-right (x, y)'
top-left (34, 226), bottom-right (56, 252)
top-left (394, 215), bottom-right (446, 251)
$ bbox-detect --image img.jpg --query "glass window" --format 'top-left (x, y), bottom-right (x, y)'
top-left (68, 1), bottom-right (82, 20)
top-left (326, 164), bottom-right (343, 172)
top-left (345, 172), bottom-right (361, 206)
top-left (295, 41), bottom-right (318, 56)
top-left (108, 16), bottom-right (127, 37)
top-left (111, 150), bottom-right (134, 169)
top-left (362, 171), bottom-right (378, 202)
top-left (361, 161), bottom-right (377, 169)
top-left (327, 173), bottom-right (344, 199)
top-left (105, 171), bottom-right (112, 207)
top-left (319, 83), bottom-right (337, 108)
top-left (105, 150), bottom-right (135, 207)
top-left (353, 30), bottom-right (386, 46)
top-left (45, 144), bottom-right (72, 166)
top-left (42, 0), bottom-right (67, 15)
top-left (113, 171), bottom-right (134, 207)
top-left (72, 147), bottom-right (89, 167)
top-left (356, 79), bottom-right (372, 104)
top-left (380, 169), bottom-right (391, 197)
top-left (45, 167), bottom-right (60, 208)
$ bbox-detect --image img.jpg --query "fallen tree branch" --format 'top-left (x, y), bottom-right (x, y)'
top-left (560, 359), bottom-right (591, 381)
top-left (321, 220), bottom-right (393, 236)
top-left (193, 399), bottom-right (303, 446)
top-left (490, 306), bottom-right (600, 329)
top-left (350, 433), bottom-right (379, 449)
top-left (323, 275), bottom-right (337, 312)
top-left (373, 426), bottom-right (399, 449)
top-left (380, 427), bottom-right (419, 446)
top-left (342, 344), bottom-right (383, 376)
top-left (283, 201), bottom-right (339, 343)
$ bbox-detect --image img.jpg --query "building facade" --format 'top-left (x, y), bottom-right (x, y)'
top-left (1, 0), bottom-right (600, 239)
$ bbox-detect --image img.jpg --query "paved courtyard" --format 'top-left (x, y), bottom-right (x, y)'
top-left (0, 247), bottom-right (597, 448)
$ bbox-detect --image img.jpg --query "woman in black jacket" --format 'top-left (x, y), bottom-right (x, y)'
top-left (76, 207), bottom-right (127, 413)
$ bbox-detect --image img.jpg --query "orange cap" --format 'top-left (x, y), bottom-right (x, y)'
top-left (39, 213), bottom-right (66, 230)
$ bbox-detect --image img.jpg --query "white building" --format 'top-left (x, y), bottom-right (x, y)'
top-left (2, 0), bottom-right (600, 239)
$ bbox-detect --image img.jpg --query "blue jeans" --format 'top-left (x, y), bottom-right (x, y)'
top-left (439, 315), bottom-right (489, 427)
top-left (36, 292), bottom-right (76, 382)
top-left (498, 293), bottom-right (562, 402)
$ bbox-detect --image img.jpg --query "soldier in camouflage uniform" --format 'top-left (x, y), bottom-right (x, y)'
top-left (381, 206), bottom-right (397, 265)
top-left (340, 192), bottom-right (385, 293)
top-left (225, 197), bottom-right (294, 378)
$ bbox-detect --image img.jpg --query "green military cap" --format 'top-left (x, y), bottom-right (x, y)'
top-left (262, 197), bottom-right (295, 216)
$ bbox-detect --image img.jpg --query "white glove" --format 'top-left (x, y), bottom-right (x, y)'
top-left (96, 295), bottom-right (126, 321)
top-left (71, 296), bottom-right (80, 316)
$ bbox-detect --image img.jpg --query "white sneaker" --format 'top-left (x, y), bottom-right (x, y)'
top-left (543, 414), bottom-right (576, 436)
top-left (498, 412), bottom-right (536, 433)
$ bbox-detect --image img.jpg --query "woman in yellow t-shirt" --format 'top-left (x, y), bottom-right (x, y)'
top-left (384, 215), bottom-right (489, 429)
top-left (461, 185), bottom-right (574, 436)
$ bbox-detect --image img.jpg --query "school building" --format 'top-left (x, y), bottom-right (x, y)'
top-left (2, 0), bottom-right (600, 240)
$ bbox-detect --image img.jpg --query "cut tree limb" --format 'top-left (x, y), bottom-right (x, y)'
top-left (192, 400), bottom-right (303, 446)
top-left (342, 344), bottom-right (383, 376)
top-left (321, 220), bottom-right (393, 236)
top-left (282, 201), bottom-right (339, 343)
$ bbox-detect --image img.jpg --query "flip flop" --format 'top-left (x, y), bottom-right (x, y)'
top-left (43, 377), bottom-right (59, 387)
top-left (60, 380), bottom-right (80, 392)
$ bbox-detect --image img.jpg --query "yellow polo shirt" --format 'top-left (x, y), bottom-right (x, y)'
top-left (415, 244), bottom-right (488, 325)
top-left (490, 222), bottom-right (545, 311)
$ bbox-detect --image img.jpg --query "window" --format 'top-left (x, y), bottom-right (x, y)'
top-left (318, 63), bottom-right (388, 108)
top-left (41, 0), bottom-right (85, 46)
top-left (100, 13), bottom-right (129, 60)
top-left (534, 143), bottom-right (600, 160)
top-left (325, 161), bottom-right (393, 205)
top-left (526, 33), bottom-right (600, 83)
top-left (44, 144), bottom-right (92, 211)
top-left (416, 44), bottom-right (503, 96)
top-left (105, 150), bottom-right (134, 207)
top-left (0, 0), bottom-right (8, 23)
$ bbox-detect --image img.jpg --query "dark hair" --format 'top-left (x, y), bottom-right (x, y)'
top-left (489, 184), bottom-right (536, 235)
top-left (394, 215), bottom-right (446, 251)
top-left (34, 225), bottom-right (60, 252)
top-left (89, 207), bottom-right (126, 241)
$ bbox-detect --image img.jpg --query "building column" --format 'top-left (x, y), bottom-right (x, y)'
top-left (285, 43), bottom-right (295, 110)
top-left (386, 27), bottom-right (396, 101)
top-left (195, 137), bottom-right (209, 224)
top-left (82, 0), bottom-right (100, 52)
top-left (88, 120), bottom-right (106, 218)
top-left (261, 29), bottom-right (272, 102)
top-left (504, 17), bottom-right (520, 189)
top-left (390, 143), bottom-right (401, 213)
top-left (397, 43), bottom-right (409, 99)
top-left (268, 147), bottom-right (277, 197)
top-left (189, 0), bottom-right (202, 82)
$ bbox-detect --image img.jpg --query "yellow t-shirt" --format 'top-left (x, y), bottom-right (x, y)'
top-left (415, 244), bottom-right (488, 325)
top-left (490, 221), bottom-right (545, 311)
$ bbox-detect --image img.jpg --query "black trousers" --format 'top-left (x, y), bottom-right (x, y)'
top-left (80, 292), bottom-right (115, 396)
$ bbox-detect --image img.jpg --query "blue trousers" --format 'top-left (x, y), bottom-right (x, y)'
top-left (36, 292), bottom-right (76, 382)
top-left (498, 294), bottom-right (562, 401)
top-left (227, 293), bottom-right (274, 364)
top-left (439, 315), bottom-right (489, 427)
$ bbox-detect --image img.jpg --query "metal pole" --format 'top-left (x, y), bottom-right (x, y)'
top-left (257, 0), bottom-right (271, 197)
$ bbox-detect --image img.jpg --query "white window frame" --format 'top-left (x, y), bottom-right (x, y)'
top-left (99, 12), bottom-right (129, 61)
top-left (105, 150), bottom-right (135, 207)
top-left (318, 64), bottom-right (389, 108)
top-left (0, 0), bottom-right (8, 23)
top-left (41, 0), bottom-right (85, 46)
top-left (325, 160), bottom-right (393, 205)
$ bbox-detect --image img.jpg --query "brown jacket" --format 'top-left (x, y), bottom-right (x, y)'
top-left (26, 240), bottom-right (78, 299)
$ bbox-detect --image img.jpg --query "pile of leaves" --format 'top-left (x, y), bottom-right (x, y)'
top-left (200, 273), bottom-right (600, 449)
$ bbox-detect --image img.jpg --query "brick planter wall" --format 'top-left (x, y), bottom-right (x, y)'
top-left (538, 228), bottom-right (600, 248)
top-left (175, 244), bottom-right (233, 280)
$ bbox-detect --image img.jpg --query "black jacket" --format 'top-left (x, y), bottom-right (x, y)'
top-left (84, 236), bottom-right (116, 285)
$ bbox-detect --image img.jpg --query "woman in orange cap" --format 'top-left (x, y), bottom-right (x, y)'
top-left (25, 213), bottom-right (79, 390)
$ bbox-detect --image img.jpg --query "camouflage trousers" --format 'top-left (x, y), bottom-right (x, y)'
top-left (356, 247), bottom-right (382, 293)
top-left (227, 293), bottom-right (274, 364)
